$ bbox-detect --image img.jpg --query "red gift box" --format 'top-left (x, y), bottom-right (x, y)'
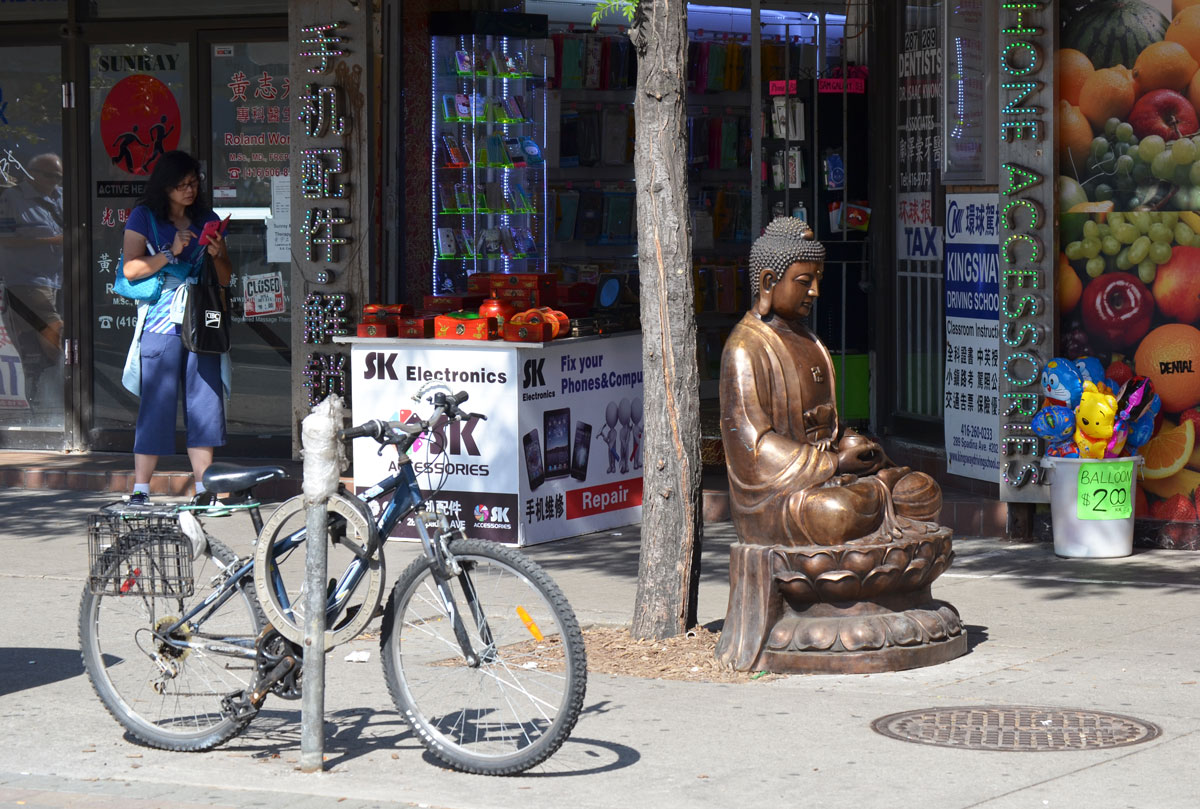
top-left (396, 316), bottom-right (436, 338)
top-left (357, 321), bottom-right (397, 337)
top-left (434, 314), bottom-right (497, 340)
top-left (467, 273), bottom-right (499, 295)
top-left (503, 321), bottom-right (552, 342)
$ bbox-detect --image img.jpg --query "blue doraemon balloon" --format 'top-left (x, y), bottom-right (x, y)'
top-left (1041, 358), bottom-right (1083, 409)
top-left (1033, 405), bottom-right (1079, 457)
top-left (1074, 356), bottom-right (1115, 395)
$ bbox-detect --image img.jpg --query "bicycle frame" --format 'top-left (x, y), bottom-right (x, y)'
top-left (150, 455), bottom-right (483, 662)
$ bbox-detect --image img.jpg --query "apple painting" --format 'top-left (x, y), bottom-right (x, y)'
top-left (1080, 272), bottom-right (1156, 349)
top-left (1128, 89), bottom-right (1200, 141)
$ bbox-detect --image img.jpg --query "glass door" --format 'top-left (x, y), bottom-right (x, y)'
top-left (86, 41), bottom-right (193, 447)
top-left (0, 45), bottom-right (69, 445)
top-left (204, 37), bottom-right (292, 455)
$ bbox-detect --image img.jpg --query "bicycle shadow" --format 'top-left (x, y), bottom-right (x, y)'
top-left (218, 699), bottom-right (639, 776)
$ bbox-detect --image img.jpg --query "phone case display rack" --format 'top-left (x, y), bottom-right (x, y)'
top-left (431, 12), bottom-right (551, 294)
top-left (543, 23), bottom-right (760, 395)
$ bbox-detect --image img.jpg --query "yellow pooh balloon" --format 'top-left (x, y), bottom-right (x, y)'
top-left (1075, 381), bottom-right (1119, 460)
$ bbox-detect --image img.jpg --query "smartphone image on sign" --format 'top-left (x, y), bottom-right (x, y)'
top-left (570, 421), bottom-right (592, 481)
top-left (523, 429), bottom-right (544, 490)
top-left (198, 214), bottom-right (232, 246)
top-left (543, 408), bottom-right (571, 478)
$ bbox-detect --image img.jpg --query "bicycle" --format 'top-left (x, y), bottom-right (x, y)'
top-left (79, 390), bottom-right (588, 775)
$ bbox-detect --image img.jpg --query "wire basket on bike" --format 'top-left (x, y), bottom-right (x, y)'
top-left (87, 509), bottom-right (194, 598)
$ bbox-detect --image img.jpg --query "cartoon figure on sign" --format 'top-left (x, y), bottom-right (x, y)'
top-left (140, 115), bottom-right (176, 173)
top-left (100, 75), bottom-right (181, 176)
top-left (110, 125), bottom-right (147, 173)
top-left (598, 401), bottom-right (620, 473)
top-left (631, 396), bottom-right (643, 470)
top-left (617, 397), bottom-right (632, 474)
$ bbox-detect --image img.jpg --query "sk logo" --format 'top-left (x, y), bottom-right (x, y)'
top-left (473, 505), bottom-right (489, 521)
top-left (522, 357), bottom-right (545, 389)
top-left (364, 351), bottom-right (398, 380)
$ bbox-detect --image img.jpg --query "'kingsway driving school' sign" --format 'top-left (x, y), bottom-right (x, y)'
top-left (944, 193), bottom-right (1000, 483)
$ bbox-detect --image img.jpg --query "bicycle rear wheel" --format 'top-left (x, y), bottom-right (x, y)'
top-left (79, 537), bottom-right (264, 751)
top-left (380, 538), bottom-right (587, 775)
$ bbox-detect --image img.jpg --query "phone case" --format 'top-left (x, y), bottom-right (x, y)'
top-left (523, 429), bottom-right (544, 490)
top-left (543, 408), bottom-right (571, 478)
top-left (570, 421), bottom-right (592, 481)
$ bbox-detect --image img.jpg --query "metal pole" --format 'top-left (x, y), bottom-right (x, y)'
top-left (299, 395), bottom-right (346, 773)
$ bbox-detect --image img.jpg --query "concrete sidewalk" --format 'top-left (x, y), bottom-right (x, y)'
top-left (1, 488), bottom-right (1198, 808)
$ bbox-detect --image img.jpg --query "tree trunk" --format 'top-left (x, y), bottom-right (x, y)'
top-left (629, 0), bottom-right (703, 640)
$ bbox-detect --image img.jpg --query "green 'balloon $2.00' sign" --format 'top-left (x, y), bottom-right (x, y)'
top-left (1076, 460), bottom-right (1134, 521)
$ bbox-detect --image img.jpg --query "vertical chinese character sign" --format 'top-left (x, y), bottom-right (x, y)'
top-left (290, 3), bottom-right (372, 435)
top-left (944, 194), bottom-right (1000, 482)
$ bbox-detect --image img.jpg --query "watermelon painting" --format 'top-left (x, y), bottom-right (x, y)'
top-left (1063, 0), bottom-right (1170, 70)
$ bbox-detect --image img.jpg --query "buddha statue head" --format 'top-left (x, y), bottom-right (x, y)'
top-left (750, 217), bottom-right (825, 323)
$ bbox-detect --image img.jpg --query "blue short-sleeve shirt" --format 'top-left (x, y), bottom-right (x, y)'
top-left (124, 205), bottom-right (218, 335)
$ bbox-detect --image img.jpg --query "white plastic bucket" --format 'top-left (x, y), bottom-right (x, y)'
top-left (1042, 456), bottom-right (1142, 559)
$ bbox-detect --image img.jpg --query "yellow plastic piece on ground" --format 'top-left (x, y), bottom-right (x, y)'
top-left (516, 606), bottom-right (544, 641)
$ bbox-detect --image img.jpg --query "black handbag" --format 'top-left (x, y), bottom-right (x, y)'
top-left (180, 255), bottom-right (231, 354)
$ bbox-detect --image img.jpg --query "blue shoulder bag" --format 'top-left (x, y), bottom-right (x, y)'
top-left (113, 213), bottom-right (166, 303)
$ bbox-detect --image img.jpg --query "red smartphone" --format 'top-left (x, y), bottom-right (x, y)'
top-left (198, 214), bottom-right (231, 246)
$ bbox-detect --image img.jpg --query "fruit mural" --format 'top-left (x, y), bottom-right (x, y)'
top-left (1059, 0), bottom-right (1200, 547)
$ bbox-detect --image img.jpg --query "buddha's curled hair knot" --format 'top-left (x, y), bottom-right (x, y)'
top-left (749, 217), bottom-right (825, 300)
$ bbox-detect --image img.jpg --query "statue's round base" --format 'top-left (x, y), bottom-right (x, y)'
top-left (716, 528), bottom-right (968, 674)
top-left (757, 591), bottom-right (967, 674)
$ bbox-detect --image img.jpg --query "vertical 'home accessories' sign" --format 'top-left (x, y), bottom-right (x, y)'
top-left (998, 1), bottom-right (1054, 502)
top-left (296, 20), bottom-right (351, 408)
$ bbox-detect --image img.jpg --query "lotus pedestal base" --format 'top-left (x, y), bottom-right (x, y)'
top-left (716, 528), bottom-right (967, 674)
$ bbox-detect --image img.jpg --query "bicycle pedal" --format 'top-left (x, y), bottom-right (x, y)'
top-left (221, 691), bottom-right (257, 721)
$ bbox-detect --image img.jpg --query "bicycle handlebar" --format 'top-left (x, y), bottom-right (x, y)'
top-left (338, 390), bottom-right (483, 447)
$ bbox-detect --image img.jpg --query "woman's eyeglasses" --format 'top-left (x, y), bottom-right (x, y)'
top-left (174, 178), bottom-right (201, 192)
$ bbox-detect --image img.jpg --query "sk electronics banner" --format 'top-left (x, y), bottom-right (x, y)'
top-left (944, 193), bottom-right (1000, 482)
top-left (516, 333), bottom-right (644, 545)
top-left (350, 333), bottom-right (643, 544)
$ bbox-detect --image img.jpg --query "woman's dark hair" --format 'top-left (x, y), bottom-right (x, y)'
top-left (137, 150), bottom-right (209, 222)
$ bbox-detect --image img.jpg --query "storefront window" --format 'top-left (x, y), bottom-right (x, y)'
top-left (210, 40), bottom-right (292, 441)
top-left (88, 42), bottom-right (190, 432)
top-left (0, 46), bottom-right (65, 433)
top-left (88, 0), bottom-right (284, 17)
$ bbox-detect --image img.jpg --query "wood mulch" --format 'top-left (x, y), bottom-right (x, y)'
top-left (582, 624), bottom-right (783, 684)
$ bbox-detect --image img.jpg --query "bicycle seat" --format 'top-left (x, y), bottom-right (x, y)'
top-left (202, 462), bottom-right (289, 495)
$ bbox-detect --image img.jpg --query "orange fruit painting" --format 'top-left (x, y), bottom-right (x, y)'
top-left (1078, 66), bottom-right (1137, 130)
top-left (1166, 6), bottom-right (1200, 64)
top-left (1135, 323), bottom-right (1200, 413)
top-left (1057, 48), bottom-right (1095, 106)
top-left (1132, 40), bottom-right (1199, 94)
top-left (1141, 419), bottom-right (1196, 479)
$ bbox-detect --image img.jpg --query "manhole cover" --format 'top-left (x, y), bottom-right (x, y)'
top-left (871, 706), bottom-right (1161, 752)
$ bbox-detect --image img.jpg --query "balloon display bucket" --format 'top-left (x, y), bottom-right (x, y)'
top-left (1042, 456), bottom-right (1141, 559)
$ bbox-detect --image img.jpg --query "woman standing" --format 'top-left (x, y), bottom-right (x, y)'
top-left (119, 150), bottom-right (231, 505)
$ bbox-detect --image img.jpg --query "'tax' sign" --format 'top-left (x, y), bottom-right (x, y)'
top-left (899, 225), bottom-right (943, 260)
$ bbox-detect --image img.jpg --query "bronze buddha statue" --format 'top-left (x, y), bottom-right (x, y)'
top-left (715, 218), bottom-right (966, 674)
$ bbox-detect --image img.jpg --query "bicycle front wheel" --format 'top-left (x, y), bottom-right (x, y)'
top-left (380, 538), bottom-right (587, 775)
top-left (79, 537), bottom-right (264, 751)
